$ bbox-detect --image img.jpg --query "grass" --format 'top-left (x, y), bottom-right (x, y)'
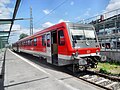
top-left (91, 62), bottom-right (120, 76)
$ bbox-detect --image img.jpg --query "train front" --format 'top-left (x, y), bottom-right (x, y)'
top-left (67, 23), bottom-right (101, 70)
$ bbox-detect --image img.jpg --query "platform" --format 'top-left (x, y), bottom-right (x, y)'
top-left (0, 52), bottom-right (3, 77)
top-left (0, 49), bottom-right (104, 90)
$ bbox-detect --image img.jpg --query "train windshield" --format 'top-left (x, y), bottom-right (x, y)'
top-left (70, 27), bottom-right (96, 41)
top-left (68, 23), bottom-right (98, 48)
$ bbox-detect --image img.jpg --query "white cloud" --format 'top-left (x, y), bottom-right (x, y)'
top-left (70, 1), bottom-right (74, 5)
top-left (0, 0), bottom-right (15, 33)
top-left (75, 16), bottom-right (81, 20)
top-left (12, 24), bottom-right (21, 31)
top-left (0, 24), bottom-right (11, 31)
top-left (58, 19), bottom-right (70, 23)
top-left (38, 19), bottom-right (70, 30)
top-left (83, 8), bottom-right (91, 17)
top-left (84, 11), bottom-right (89, 16)
top-left (34, 19), bottom-right (70, 33)
top-left (42, 22), bottom-right (53, 28)
top-left (9, 27), bottom-right (30, 44)
top-left (43, 9), bottom-right (51, 15)
top-left (0, 0), bottom-right (13, 19)
top-left (0, 0), bottom-right (10, 4)
top-left (19, 28), bottom-right (29, 35)
top-left (104, 0), bottom-right (120, 18)
top-left (106, 0), bottom-right (120, 12)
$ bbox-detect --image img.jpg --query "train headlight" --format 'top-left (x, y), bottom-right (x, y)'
top-left (75, 52), bottom-right (79, 57)
top-left (72, 52), bottom-right (79, 59)
top-left (96, 50), bottom-right (99, 55)
top-left (72, 53), bottom-right (75, 56)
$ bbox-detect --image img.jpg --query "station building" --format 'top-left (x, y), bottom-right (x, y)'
top-left (79, 8), bottom-right (120, 61)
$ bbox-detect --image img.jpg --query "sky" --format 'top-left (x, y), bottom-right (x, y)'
top-left (0, 0), bottom-right (120, 44)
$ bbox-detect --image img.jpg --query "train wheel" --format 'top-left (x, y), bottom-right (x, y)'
top-left (72, 64), bottom-right (79, 73)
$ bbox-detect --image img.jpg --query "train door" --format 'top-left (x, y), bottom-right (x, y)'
top-left (17, 43), bottom-right (19, 52)
top-left (51, 30), bottom-right (58, 65)
top-left (46, 32), bottom-right (52, 63)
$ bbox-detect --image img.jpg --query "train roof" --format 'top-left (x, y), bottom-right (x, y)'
top-left (15, 22), bottom-right (94, 44)
top-left (15, 22), bottom-right (66, 43)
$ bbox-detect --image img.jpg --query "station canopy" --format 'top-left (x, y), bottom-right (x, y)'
top-left (0, 0), bottom-right (21, 44)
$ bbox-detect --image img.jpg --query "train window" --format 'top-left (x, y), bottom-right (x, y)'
top-left (25, 41), bottom-right (26, 46)
top-left (58, 30), bottom-right (65, 46)
top-left (42, 35), bottom-right (46, 46)
top-left (25, 41), bottom-right (26, 45)
top-left (28, 40), bottom-right (30, 46)
top-left (21, 42), bottom-right (23, 46)
top-left (47, 34), bottom-right (50, 47)
top-left (26, 40), bottom-right (28, 45)
top-left (24, 41), bottom-right (25, 45)
top-left (22, 41), bottom-right (24, 46)
top-left (84, 30), bottom-right (95, 40)
top-left (24, 41), bottom-right (25, 46)
top-left (20, 42), bottom-right (22, 46)
top-left (30, 39), bottom-right (32, 46)
top-left (34, 38), bottom-right (37, 46)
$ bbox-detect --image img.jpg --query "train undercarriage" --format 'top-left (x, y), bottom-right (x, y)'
top-left (71, 56), bottom-right (101, 73)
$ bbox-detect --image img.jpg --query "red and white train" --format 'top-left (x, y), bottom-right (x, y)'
top-left (12, 22), bottom-right (101, 71)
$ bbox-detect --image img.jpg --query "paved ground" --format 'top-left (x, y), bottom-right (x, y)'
top-left (0, 49), bottom-right (6, 90)
top-left (3, 49), bottom-right (105, 90)
top-left (0, 50), bottom-right (4, 76)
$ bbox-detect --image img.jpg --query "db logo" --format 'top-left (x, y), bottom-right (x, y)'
top-left (87, 50), bottom-right (91, 53)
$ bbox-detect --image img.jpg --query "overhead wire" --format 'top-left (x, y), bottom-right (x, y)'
top-left (34, 0), bottom-right (69, 28)
top-left (13, 0), bottom-right (69, 34)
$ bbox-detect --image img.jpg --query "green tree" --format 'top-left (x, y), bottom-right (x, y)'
top-left (19, 33), bottom-right (28, 40)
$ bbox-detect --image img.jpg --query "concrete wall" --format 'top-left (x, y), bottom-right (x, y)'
top-left (100, 51), bottom-right (120, 62)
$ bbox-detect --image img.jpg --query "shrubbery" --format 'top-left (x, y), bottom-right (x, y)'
top-left (99, 68), bottom-right (111, 74)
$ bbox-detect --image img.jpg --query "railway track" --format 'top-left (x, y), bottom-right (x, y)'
top-left (74, 70), bottom-right (120, 90)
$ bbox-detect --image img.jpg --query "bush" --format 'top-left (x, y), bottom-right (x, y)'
top-left (99, 68), bottom-right (111, 74)
top-left (99, 61), bottom-right (120, 66)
